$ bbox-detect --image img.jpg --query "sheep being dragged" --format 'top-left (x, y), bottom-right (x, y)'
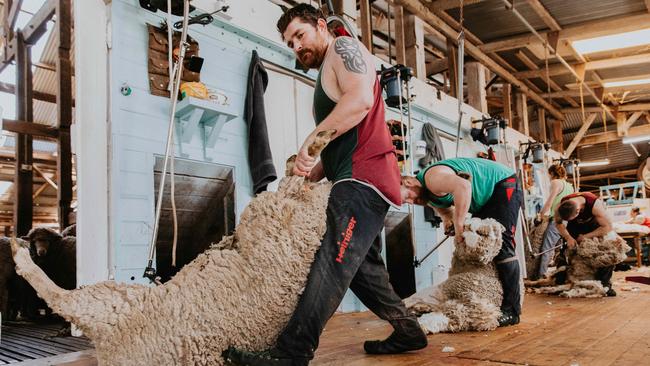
top-left (525, 232), bottom-right (630, 298)
top-left (404, 218), bottom-right (506, 334)
top-left (11, 131), bottom-right (336, 366)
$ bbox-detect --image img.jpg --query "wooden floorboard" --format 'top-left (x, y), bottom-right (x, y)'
top-left (2, 269), bottom-right (648, 365)
top-left (0, 322), bottom-right (93, 365)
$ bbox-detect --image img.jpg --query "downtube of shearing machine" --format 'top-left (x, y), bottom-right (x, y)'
top-left (144, 0), bottom-right (191, 281)
top-left (455, 32), bottom-right (465, 157)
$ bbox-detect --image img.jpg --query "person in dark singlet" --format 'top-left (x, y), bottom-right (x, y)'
top-left (555, 192), bottom-right (616, 296)
top-left (225, 5), bottom-right (426, 366)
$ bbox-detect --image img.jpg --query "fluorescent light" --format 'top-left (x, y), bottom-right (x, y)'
top-left (578, 159), bottom-right (610, 168)
top-left (572, 28), bottom-right (650, 54)
top-left (622, 134), bottom-right (650, 144)
top-left (603, 78), bottom-right (650, 88)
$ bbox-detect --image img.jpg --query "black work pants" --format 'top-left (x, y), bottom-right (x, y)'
top-left (275, 181), bottom-right (412, 360)
top-left (474, 175), bottom-right (523, 315)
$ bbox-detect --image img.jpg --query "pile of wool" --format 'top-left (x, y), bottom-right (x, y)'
top-left (525, 232), bottom-right (629, 297)
top-left (11, 176), bottom-right (331, 366)
top-left (405, 218), bottom-right (505, 333)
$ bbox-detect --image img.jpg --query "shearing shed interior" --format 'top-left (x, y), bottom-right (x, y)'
top-left (0, 0), bottom-right (649, 365)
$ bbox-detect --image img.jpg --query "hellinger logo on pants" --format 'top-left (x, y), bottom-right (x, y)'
top-left (336, 217), bottom-right (357, 263)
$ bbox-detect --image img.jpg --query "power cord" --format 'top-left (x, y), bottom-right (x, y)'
top-left (173, 5), bottom-right (229, 29)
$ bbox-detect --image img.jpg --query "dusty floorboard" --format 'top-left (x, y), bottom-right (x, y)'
top-left (6, 268), bottom-right (650, 365)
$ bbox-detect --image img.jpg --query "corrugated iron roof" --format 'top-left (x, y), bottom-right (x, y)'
top-left (448, 0), bottom-right (648, 42)
top-left (32, 25), bottom-right (76, 126)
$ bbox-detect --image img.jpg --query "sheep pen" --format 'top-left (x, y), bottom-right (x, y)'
top-left (404, 218), bottom-right (509, 334)
top-left (525, 233), bottom-right (630, 298)
top-left (11, 130), bottom-right (338, 366)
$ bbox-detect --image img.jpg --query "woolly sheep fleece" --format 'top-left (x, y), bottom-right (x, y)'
top-left (405, 218), bottom-right (505, 334)
top-left (11, 176), bottom-right (331, 366)
top-left (526, 233), bottom-right (630, 297)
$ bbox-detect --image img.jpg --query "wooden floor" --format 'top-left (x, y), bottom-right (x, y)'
top-left (5, 268), bottom-right (650, 366)
top-left (0, 322), bottom-right (93, 365)
top-left (314, 268), bottom-right (650, 366)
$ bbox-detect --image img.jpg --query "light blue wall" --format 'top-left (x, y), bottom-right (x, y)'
top-left (109, 0), bottom-right (302, 283)
top-left (109, 0), bottom-right (475, 312)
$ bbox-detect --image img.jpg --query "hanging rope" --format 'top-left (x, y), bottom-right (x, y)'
top-left (455, 0), bottom-right (465, 157)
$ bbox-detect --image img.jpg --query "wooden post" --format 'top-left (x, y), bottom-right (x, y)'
top-left (466, 62), bottom-right (488, 114)
top-left (330, 0), bottom-right (356, 25)
top-left (446, 38), bottom-right (458, 98)
top-left (538, 107), bottom-right (547, 143)
top-left (358, 0), bottom-right (373, 53)
top-left (404, 14), bottom-right (426, 79)
top-left (393, 5), bottom-right (406, 65)
top-left (515, 91), bottom-right (529, 136)
top-left (13, 30), bottom-right (34, 237)
top-left (502, 83), bottom-right (513, 127)
top-left (56, 0), bottom-right (73, 231)
top-left (550, 119), bottom-right (564, 154)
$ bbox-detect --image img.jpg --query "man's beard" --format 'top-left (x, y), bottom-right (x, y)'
top-left (298, 48), bottom-right (324, 69)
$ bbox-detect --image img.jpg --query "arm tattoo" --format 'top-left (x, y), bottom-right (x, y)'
top-left (333, 37), bottom-right (367, 74)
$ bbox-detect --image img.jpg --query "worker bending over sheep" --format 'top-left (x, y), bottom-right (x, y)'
top-left (401, 157), bottom-right (523, 327)
top-left (555, 192), bottom-right (617, 296)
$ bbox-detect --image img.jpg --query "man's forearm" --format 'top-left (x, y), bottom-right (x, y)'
top-left (306, 90), bottom-right (372, 146)
top-left (557, 223), bottom-right (573, 241)
top-left (584, 225), bottom-right (612, 239)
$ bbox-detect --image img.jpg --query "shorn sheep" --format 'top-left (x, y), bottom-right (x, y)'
top-left (404, 218), bottom-right (508, 334)
top-left (525, 232), bottom-right (630, 298)
top-left (11, 131), bottom-right (336, 366)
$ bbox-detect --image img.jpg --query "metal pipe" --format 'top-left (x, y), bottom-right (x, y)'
top-left (501, 0), bottom-right (615, 122)
top-left (144, 0), bottom-right (191, 281)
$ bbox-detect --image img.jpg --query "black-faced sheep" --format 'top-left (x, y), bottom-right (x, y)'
top-left (404, 218), bottom-right (509, 333)
top-left (26, 227), bottom-right (76, 290)
top-left (0, 237), bottom-right (30, 321)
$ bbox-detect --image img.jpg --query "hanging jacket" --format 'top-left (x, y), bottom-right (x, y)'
top-left (244, 50), bottom-right (277, 194)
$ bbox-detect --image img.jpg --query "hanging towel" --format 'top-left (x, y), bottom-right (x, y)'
top-left (419, 122), bottom-right (445, 168)
top-left (245, 50), bottom-right (277, 194)
top-left (419, 123), bottom-right (445, 227)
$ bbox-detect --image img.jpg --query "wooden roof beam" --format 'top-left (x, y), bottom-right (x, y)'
top-left (1, 0), bottom-right (56, 74)
top-left (562, 103), bottom-right (650, 113)
top-left (582, 123), bottom-right (650, 145)
top-left (479, 13), bottom-right (650, 54)
top-left (428, 0), bottom-right (485, 11)
top-left (525, 0), bottom-right (561, 31)
top-left (564, 113), bottom-right (597, 157)
top-left (394, 0), bottom-right (564, 120)
top-left (514, 53), bottom-right (650, 79)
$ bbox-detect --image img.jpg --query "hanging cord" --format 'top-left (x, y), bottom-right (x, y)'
top-left (455, 0), bottom-right (465, 157)
top-left (544, 40), bottom-right (551, 107)
top-left (144, 0), bottom-right (191, 283)
top-left (166, 0), bottom-right (179, 269)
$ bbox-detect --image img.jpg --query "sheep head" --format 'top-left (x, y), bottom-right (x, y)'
top-left (26, 227), bottom-right (62, 257)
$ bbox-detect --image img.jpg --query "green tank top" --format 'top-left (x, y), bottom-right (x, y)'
top-left (416, 158), bottom-right (514, 214)
top-left (550, 180), bottom-right (574, 217)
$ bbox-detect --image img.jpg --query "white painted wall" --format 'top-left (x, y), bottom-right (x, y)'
top-left (73, 0), bottom-right (111, 284)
